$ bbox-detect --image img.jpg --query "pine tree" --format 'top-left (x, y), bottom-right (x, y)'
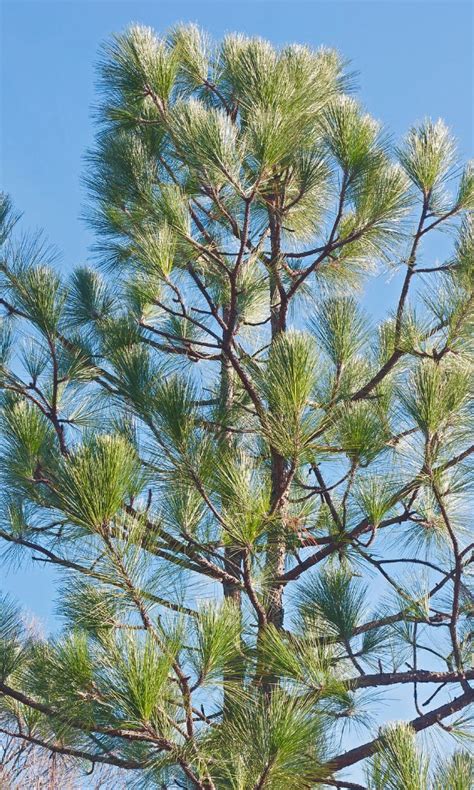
top-left (0, 24), bottom-right (473, 789)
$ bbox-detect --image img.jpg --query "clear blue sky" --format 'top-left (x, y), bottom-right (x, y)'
top-left (1, 0), bottom-right (473, 680)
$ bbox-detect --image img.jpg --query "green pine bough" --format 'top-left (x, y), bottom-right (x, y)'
top-left (0, 24), bottom-right (473, 790)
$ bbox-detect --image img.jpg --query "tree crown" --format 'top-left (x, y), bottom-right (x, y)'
top-left (0, 23), bottom-right (473, 789)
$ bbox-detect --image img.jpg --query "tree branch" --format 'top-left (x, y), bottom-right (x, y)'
top-left (325, 686), bottom-right (474, 773)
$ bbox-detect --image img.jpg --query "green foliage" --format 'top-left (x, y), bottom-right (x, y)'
top-left (171, 100), bottom-right (243, 187)
top-left (53, 434), bottom-right (146, 532)
top-left (322, 96), bottom-right (383, 178)
top-left (399, 359), bottom-right (470, 438)
top-left (5, 262), bottom-right (66, 336)
top-left (333, 401), bottom-right (389, 463)
top-left (219, 35), bottom-right (281, 112)
top-left (213, 448), bottom-right (270, 545)
top-left (102, 25), bottom-right (179, 106)
top-left (28, 631), bottom-right (96, 720)
top-left (131, 221), bottom-right (178, 277)
top-left (100, 314), bottom-right (142, 352)
top-left (354, 475), bottom-right (396, 527)
top-left (152, 374), bottom-right (198, 451)
top-left (398, 119), bottom-right (456, 196)
top-left (351, 161), bottom-right (412, 241)
top-left (0, 595), bottom-right (24, 682)
top-left (297, 566), bottom-right (367, 640)
top-left (169, 24), bottom-right (210, 91)
top-left (311, 296), bottom-right (370, 366)
top-left (456, 161), bottom-right (474, 210)
top-left (66, 267), bottom-right (116, 328)
top-left (59, 580), bottom-right (124, 635)
top-left (205, 689), bottom-right (326, 788)
top-left (87, 128), bottom-right (158, 211)
top-left (110, 343), bottom-right (160, 414)
top-left (247, 106), bottom-right (298, 172)
top-left (0, 316), bottom-right (13, 377)
top-left (108, 633), bottom-right (173, 724)
top-left (433, 751), bottom-right (474, 790)
top-left (367, 723), bottom-right (429, 790)
top-left (280, 150), bottom-right (332, 240)
top-left (258, 624), bottom-right (340, 695)
top-left (263, 330), bottom-right (317, 416)
top-left (152, 183), bottom-right (191, 237)
top-left (190, 601), bottom-right (242, 685)
top-left (0, 193), bottom-right (19, 244)
top-left (260, 330), bottom-right (320, 457)
top-left (2, 396), bottom-right (56, 493)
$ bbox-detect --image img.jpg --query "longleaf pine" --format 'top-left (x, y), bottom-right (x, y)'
top-left (0, 24), bottom-right (473, 789)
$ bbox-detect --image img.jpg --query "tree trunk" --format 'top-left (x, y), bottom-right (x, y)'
top-left (220, 306), bottom-right (244, 716)
top-left (265, 213), bottom-right (288, 631)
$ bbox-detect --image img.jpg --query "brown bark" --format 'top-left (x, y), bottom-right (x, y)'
top-left (324, 686), bottom-right (474, 774)
top-left (220, 307), bottom-right (244, 716)
top-left (265, 211), bottom-right (287, 631)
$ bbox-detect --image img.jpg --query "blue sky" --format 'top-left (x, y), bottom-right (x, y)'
top-left (1, 1), bottom-right (473, 757)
